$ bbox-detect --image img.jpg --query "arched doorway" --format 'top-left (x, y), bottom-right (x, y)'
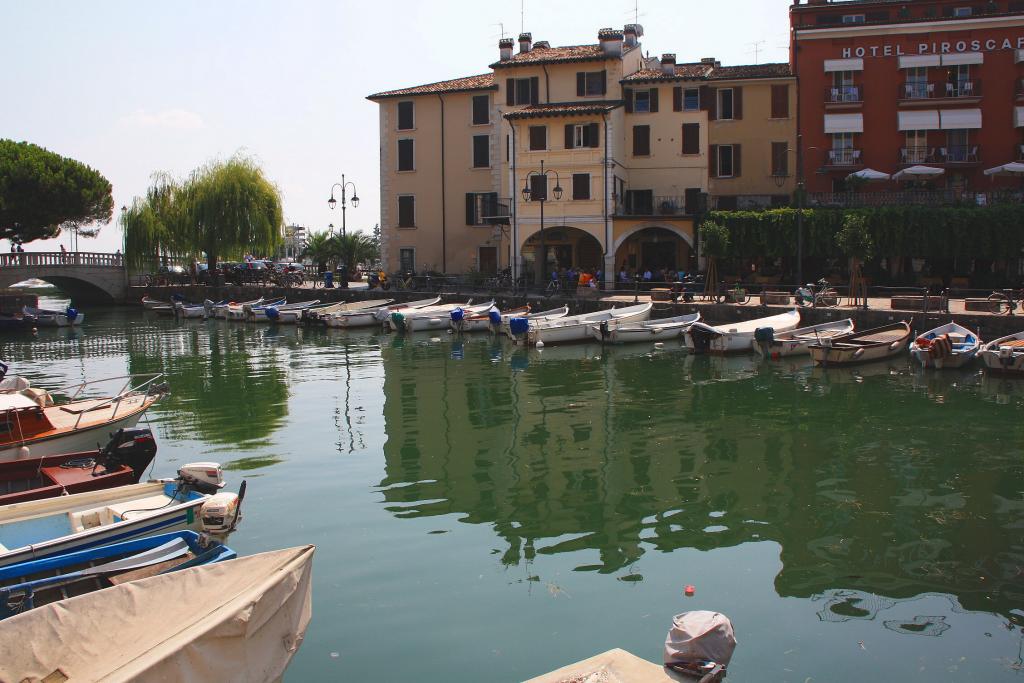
top-left (613, 226), bottom-right (692, 277)
top-left (520, 225), bottom-right (604, 281)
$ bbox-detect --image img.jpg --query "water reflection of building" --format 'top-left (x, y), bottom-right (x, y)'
top-left (379, 339), bottom-right (1023, 621)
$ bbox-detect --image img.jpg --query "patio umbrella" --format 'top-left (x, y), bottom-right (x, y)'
top-left (847, 168), bottom-right (890, 181)
top-left (892, 165), bottom-right (945, 181)
top-left (982, 162), bottom-right (1024, 177)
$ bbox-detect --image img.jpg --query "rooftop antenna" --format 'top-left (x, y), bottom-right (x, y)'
top-left (521, 0), bottom-right (525, 33)
top-left (747, 40), bottom-right (766, 64)
top-left (492, 22), bottom-right (507, 40)
top-left (632, 0), bottom-right (640, 24)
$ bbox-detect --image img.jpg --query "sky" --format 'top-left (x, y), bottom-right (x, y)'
top-left (1, 0), bottom-right (793, 254)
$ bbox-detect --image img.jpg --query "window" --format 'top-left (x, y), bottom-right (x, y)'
top-left (769, 84), bottom-right (789, 118)
top-left (529, 125), bottom-right (547, 151)
top-left (832, 72), bottom-right (858, 103)
top-left (771, 141), bottom-right (789, 176)
top-left (946, 128), bottom-right (970, 162)
top-left (472, 95), bottom-right (490, 125)
top-left (684, 88), bottom-right (700, 111)
top-left (841, 13), bottom-right (866, 23)
top-left (905, 130), bottom-right (928, 163)
top-left (953, 6), bottom-right (972, 16)
top-left (905, 67), bottom-right (929, 99)
top-left (473, 135), bottom-right (490, 168)
top-left (632, 125), bottom-right (651, 156)
top-left (681, 123), bottom-right (700, 155)
top-left (399, 248), bottom-right (415, 273)
top-left (717, 145), bottom-right (734, 178)
top-left (624, 87), bottom-right (658, 113)
top-left (831, 133), bottom-right (855, 165)
top-left (529, 175), bottom-right (547, 201)
top-left (507, 77), bottom-right (539, 105)
top-left (572, 173), bottom-right (591, 200)
top-left (466, 192), bottom-right (499, 225)
top-left (397, 101), bottom-right (414, 130)
top-left (625, 190), bottom-right (653, 215)
top-left (576, 71), bottom-right (607, 96)
top-left (397, 196), bottom-right (415, 228)
top-left (506, 134), bottom-right (510, 162)
top-left (565, 122), bottom-right (600, 149)
top-left (718, 88), bottom-right (734, 120)
top-left (634, 89), bottom-right (651, 113)
top-left (397, 139), bottom-right (414, 171)
top-left (684, 188), bottom-right (703, 214)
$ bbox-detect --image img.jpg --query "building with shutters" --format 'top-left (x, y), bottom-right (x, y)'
top-left (368, 27), bottom-right (797, 282)
top-left (791, 0), bottom-right (1024, 197)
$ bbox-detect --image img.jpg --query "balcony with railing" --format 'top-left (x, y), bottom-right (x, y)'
top-left (614, 195), bottom-right (690, 217)
top-left (899, 146), bottom-right (935, 164)
top-left (824, 85), bottom-right (862, 107)
top-left (823, 148), bottom-right (863, 167)
top-left (899, 145), bottom-right (980, 165)
top-left (899, 80), bottom-right (982, 102)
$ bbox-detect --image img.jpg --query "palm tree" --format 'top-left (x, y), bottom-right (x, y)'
top-left (302, 230), bottom-right (338, 273)
top-left (334, 231), bottom-right (379, 275)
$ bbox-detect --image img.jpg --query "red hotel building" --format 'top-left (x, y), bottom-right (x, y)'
top-left (791, 0), bottom-right (1024, 194)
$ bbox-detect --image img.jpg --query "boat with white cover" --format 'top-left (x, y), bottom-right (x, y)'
top-left (326, 296), bottom-right (441, 328)
top-left (22, 306), bottom-right (83, 327)
top-left (451, 305), bottom-right (530, 333)
top-left (809, 321), bottom-right (911, 366)
top-left (500, 306), bottom-right (571, 337)
top-left (0, 463), bottom-right (243, 569)
top-left (227, 298), bottom-right (285, 321)
top-left (524, 303), bottom-right (653, 346)
top-left (979, 330), bottom-right (1024, 375)
top-left (752, 318), bottom-right (855, 358)
top-left (685, 309), bottom-right (802, 354)
top-left (391, 301), bottom-right (492, 333)
top-left (909, 321), bottom-right (981, 369)
top-left (208, 297), bottom-right (263, 319)
top-left (589, 312), bottom-right (700, 344)
top-left (256, 300), bottom-right (321, 324)
top-left (0, 545), bottom-right (313, 683)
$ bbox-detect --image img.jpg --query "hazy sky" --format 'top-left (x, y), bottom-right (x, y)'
top-left (2, 0), bottom-right (792, 254)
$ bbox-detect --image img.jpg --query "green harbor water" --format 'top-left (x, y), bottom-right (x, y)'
top-left (5, 300), bottom-right (1024, 682)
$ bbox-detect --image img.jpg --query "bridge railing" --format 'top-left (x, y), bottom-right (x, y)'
top-left (0, 252), bottom-right (124, 268)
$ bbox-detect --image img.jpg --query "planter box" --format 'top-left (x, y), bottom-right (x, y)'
top-left (891, 295), bottom-right (944, 311)
top-left (650, 288), bottom-right (673, 302)
top-left (965, 298), bottom-right (999, 313)
top-left (760, 291), bottom-right (792, 305)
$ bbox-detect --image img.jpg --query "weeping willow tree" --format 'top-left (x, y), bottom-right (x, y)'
top-left (122, 156), bottom-right (283, 272)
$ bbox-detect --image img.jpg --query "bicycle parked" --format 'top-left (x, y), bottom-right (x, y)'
top-left (795, 278), bottom-right (841, 308)
top-left (988, 288), bottom-right (1024, 315)
top-left (717, 283), bottom-right (752, 305)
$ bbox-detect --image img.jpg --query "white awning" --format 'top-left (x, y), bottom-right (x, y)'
top-left (898, 54), bottom-right (941, 69)
top-left (824, 113), bottom-right (863, 134)
top-left (983, 162), bottom-right (1024, 177)
top-left (941, 52), bottom-right (983, 66)
top-left (940, 108), bottom-right (982, 130)
top-left (824, 58), bottom-right (864, 72)
top-left (893, 165), bottom-right (945, 181)
top-left (898, 110), bottom-right (940, 131)
top-left (1015, 106), bottom-right (1024, 128)
top-left (1017, 49), bottom-right (1024, 64)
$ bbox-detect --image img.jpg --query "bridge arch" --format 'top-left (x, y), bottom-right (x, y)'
top-left (0, 253), bottom-right (128, 304)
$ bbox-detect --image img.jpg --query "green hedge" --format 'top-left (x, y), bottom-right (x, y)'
top-left (706, 205), bottom-right (1024, 259)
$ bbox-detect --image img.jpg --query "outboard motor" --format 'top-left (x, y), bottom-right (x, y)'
top-left (200, 485), bottom-right (244, 535)
top-left (599, 320), bottom-right (610, 342)
top-left (177, 462), bottom-right (226, 495)
top-left (509, 317), bottom-right (529, 341)
top-left (96, 427), bottom-right (157, 482)
top-left (689, 325), bottom-right (715, 355)
top-left (488, 308), bottom-right (502, 328)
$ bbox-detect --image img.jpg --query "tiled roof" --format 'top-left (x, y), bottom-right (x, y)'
top-left (621, 61), bottom-right (792, 84)
top-left (367, 73), bottom-right (496, 100)
top-left (491, 44), bottom-right (623, 69)
top-left (708, 63), bottom-right (792, 80)
top-left (504, 102), bottom-right (621, 120)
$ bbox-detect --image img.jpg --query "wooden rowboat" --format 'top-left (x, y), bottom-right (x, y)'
top-left (809, 321), bottom-right (911, 366)
top-left (979, 331), bottom-right (1024, 375)
top-left (327, 296), bottom-right (441, 328)
top-left (909, 321), bottom-right (980, 369)
top-left (589, 312), bottom-right (700, 344)
top-left (685, 309), bottom-right (801, 354)
top-left (752, 318), bottom-right (855, 358)
top-left (451, 305), bottom-right (530, 333)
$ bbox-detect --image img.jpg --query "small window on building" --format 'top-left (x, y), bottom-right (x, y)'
top-left (718, 145), bottom-right (734, 178)
top-left (473, 135), bottom-right (490, 168)
top-left (466, 192), bottom-right (499, 225)
top-left (572, 173), bottom-right (591, 200)
top-left (506, 134), bottom-right (510, 162)
top-left (398, 196), bottom-right (415, 228)
top-left (512, 78), bottom-right (538, 105)
top-left (841, 13), bottom-right (866, 23)
top-left (472, 95), bottom-right (490, 125)
top-left (568, 122), bottom-right (600, 149)
top-left (529, 174), bottom-right (547, 201)
top-left (576, 71), bottom-right (607, 96)
top-left (953, 6), bottom-right (972, 16)
top-left (529, 125), bottom-right (547, 151)
top-left (632, 125), bottom-right (651, 156)
top-left (682, 123), bottom-right (700, 155)
top-left (632, 89), bottom-right (657, 113)
top-left (718, 88), bottom-right (734, 120)
top-left (771, 84), bottom-right (790, 118)
top-left (683, 88), bottom-right (700, 111)
top-left (397, 101), bottom-right (414, 130)
top-left (397, 139), bottom-right (414, 171)
top-left (399, 248), bottom-right (415, 272)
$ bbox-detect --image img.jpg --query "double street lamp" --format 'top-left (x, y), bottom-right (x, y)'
top-left (327, 175), bottom-right (359, 238)
top-left (521, 160), bottom-right (563, 286)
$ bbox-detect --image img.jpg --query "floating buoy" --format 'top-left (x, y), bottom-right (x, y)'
top-left (654, 342), bottom-right (664, 348)
top-left (684, 584), bottom-right (696, 596)
top-left (17, 446), bottom-right (30, 459)
top-left (431, 337), bottom-right (441, 343)
top-left (536, 340), bottom-right (545, 348)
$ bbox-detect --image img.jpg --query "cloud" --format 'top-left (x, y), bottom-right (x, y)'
top-left (120, 108), bottom-right (205, 130)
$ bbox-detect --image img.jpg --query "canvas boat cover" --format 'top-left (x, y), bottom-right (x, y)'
top-left (0, 545), bottom-right (314, 682)
top-left (525, 648), bottom-right (683, 683)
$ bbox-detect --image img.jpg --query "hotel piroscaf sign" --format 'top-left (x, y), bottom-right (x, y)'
top-left (841, 36), bottom-right (1024, 58)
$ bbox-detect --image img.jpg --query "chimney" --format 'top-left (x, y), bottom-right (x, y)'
top-left (660, 53), bottom-right (676, 76)
top-left (598, 28), bottom-right (624, 56)
top-left (499, 37), bottom-right (514, 61)
top-left (518, 32), bottom-right (532, 53)
top-left (624, 24), bottom-right (643, 48)
top-left (701, 57), bottom-right (720, 68)
top-left (534, 40), bottom-right (550, 49)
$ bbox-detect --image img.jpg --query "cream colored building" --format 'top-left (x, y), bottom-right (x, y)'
top-left (368, 27), bottom-right (796, 284)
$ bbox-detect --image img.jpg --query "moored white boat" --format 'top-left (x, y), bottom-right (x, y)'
top-left (910, 321), bottom-right (981, 369)
top-left (304, 298), bottom-right (394, 324)
top-left (209, 297), bottom-right (263, 319)
top-left (452, 305), bottom-right (530, 333)
top-left (753, 318), bottom-right (855, 358)
top-left (22, 306), bottom-right (83, 327)
top-left (809, 321), bottom-right (912, 366)
top-left (326, 296), bottom-right (441, 328)
top-left (227, 298), bottom-right (285, 321)
top-left (589, 312), bottom-right (700, 344)
top-left (0, 545), bottom-right (313, 683)
top-left (255, 300), bottom-right (321, 324)
top-left (391, 300), bottom-right (490, 333)
top-left (525, 303), bottom-right (653, 346)
top-left (500, 306), bottom-right (570, 337)
top-left (177, 302), bottom-right (211, 319)
top-left (979, 330), bottom-right (1024, 375)
top-left (685, 309), bottom-right (801, 354)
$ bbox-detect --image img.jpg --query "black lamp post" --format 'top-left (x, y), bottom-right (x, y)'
top-left (521, 160), bottom-right (563, 286)
top-left (327, 175), bottom-right (359, 238)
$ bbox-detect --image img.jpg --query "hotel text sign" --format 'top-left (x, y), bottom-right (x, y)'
top-left (841, 36), bottom-right (1024, 58)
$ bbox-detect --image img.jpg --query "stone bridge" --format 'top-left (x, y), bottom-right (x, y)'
top-left (0, 252), bottom-right (129, 303)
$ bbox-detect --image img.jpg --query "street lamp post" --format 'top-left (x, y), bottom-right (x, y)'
top-left (327, 175), bottom-right (359, 238)
top-left (521, 160), bottom-right (563, 287)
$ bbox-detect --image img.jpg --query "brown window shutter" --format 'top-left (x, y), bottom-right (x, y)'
top-left (734, 144), bottom-right (742, 177)
top-left (682, 123), bottom-right (700, 155)
top-left (565, 124), bottom-right (575, 149)
top-left (530, 77), bottom-right (540, 104)
top-left (710, 144), bottom-right (719, 177)
top-left (771, 141), bottom-right (789, 175)
top-left (466, 193), bottom-right (476, 225)
top-left (588, 122), bottom-right (600, 148)
top-left (600, 70), bottom-right (607, 95)
top-left (701, 86), bottom-right (717, 120)
top-left (734, 87), bottom-right (743, 120)
top-left (506, 79), bottom-right (515, 106)
top-left (649, 87), bottom-right (659, 112)
top-left (624, 88), bottom-right (633, 113)
top-left (576, 73), bottom-right (586, 97)
top-left (673, 87), bottom-right (683, 112)
top-left (771, 84), bottom-right (789, 119)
